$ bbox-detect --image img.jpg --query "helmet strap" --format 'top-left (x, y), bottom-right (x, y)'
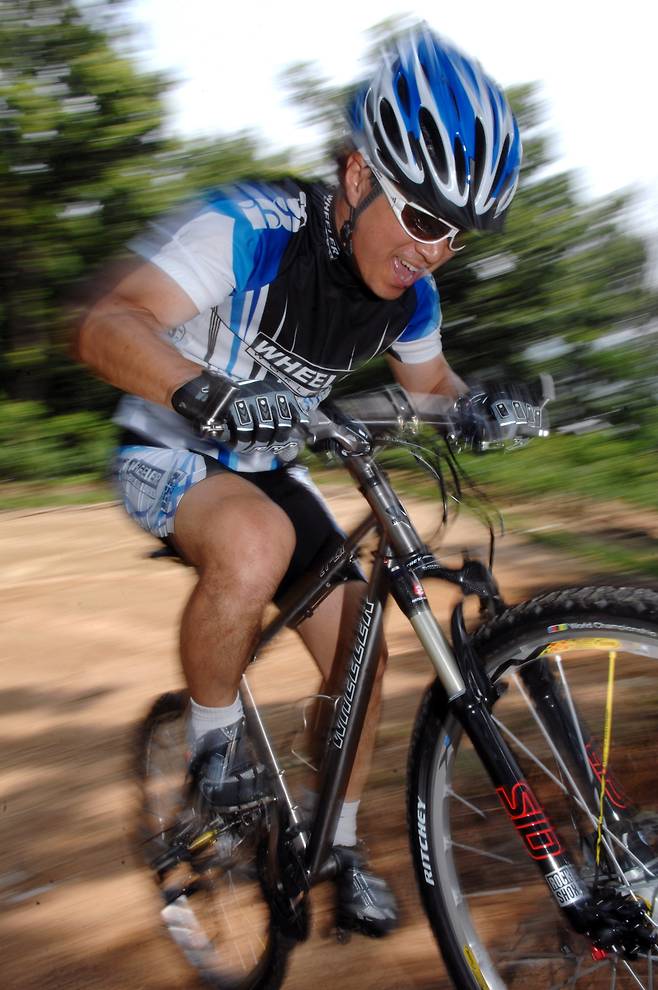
top-left (339, 180), bottom-right (382, 256)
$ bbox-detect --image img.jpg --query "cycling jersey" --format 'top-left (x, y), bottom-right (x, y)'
top-left (114, 177), bottom-right (443, 471)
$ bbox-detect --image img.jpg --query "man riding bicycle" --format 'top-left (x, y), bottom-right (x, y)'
top-left (74, 25), bottom-right (522, 938)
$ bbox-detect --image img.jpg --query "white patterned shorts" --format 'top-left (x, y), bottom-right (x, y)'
top-left (114, 445), bottom-right (208, 538)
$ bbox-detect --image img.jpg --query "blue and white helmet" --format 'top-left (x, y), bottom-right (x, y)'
top-left (348, 26), bottom-right (522, 231)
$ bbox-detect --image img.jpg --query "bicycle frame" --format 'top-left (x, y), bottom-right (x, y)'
top-left (241, 443), bottom-right (615, 941)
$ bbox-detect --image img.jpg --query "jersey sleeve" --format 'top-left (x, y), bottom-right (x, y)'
top-left (130, 181), bottom-right (305, 313)
top-left (131, 202), bottom-right (240, 313)
top-left (388, 275), bottom-right (443, 364)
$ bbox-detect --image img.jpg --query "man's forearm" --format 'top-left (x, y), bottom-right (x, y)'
top-left (73, 302), bottom-right (200, 408)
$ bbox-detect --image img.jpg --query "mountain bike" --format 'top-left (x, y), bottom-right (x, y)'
top-left (135, 387), bottom-right (658, 990)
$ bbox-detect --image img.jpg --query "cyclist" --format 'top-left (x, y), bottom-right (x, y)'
top-left (74, 25), bottom-right (521, 938)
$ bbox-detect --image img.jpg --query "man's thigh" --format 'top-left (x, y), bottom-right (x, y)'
top-left (114, 444), bottom-right (291, 566)
top-left (113, 446), bottom-right (356, 602)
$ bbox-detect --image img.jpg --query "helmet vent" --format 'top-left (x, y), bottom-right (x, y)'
top-left (491, 135), bottom-right (510, 196)
top-left (380, 98), bottom-right (404, 155)
top-left (473, 118), bottom-right (486, 191)
top-left (453, 137), bottom-right (467, 195)
top-left (396, 74), bottom-right (411, 116)
top-left (419, 106), bottom-right (448, 182)
top-left (372, 121), bottom-right (397, 175)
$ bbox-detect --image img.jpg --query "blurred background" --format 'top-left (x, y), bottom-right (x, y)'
top-left (1, 0), bottom-right (658, 578)
top-left (1, 6), bottom-right (658, 987)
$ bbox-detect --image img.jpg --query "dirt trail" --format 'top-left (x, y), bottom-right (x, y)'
top-left (0, 491), bottom-right (595, 990)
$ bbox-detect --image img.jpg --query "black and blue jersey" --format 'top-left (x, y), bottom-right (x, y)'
top-left (114, 177), bottom-right (443, 470)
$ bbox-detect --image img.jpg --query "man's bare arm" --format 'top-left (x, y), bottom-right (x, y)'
top-left (73, 259), bottom-right (205, 408)
top-left (387, 352), bottom-right (466, 401)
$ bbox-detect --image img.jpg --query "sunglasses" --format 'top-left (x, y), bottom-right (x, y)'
top-left (372, 168), bottom-right (465, 251)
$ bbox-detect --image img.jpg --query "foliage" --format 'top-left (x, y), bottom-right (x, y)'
top-left (0, 396), bottom-right (117, 480)
top-left (1, 3), bottom-right (658, 514)
top-left (0, 0), bottom-right (291, 417)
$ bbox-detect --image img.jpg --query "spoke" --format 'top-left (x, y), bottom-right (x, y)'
top-left (447, 786), bottom-right (488, 818)
top-left (464, 885), bottom-right (523, 899)
top-left (494, 705), bottom-right (634, 882)
top-left (505, 675), bottom-right (654, 882)
top-left (621, 957), bottom-right (649, 989)
top-left (545, 958), bottom-right (611, 990)
top-left (449, 840), bottom-right (515, 865)
top-left (555, 655), bottom-right (596, 789)
top-left (649, 946), bottom-right (654, 990)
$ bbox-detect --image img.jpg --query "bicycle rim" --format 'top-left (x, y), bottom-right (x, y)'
top-left (136, 692), bottom-right (287, 990)
top-left (413, 591), bottom-right (658, 989)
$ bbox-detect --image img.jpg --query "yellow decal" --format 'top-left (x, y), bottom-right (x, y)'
top-left (541, 638), bottom-right (620, 655)
top-left (463, 945), bottom-right (490, 990)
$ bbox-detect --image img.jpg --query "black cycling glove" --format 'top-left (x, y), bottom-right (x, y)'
top-left (454, 382), bottom-right (550, 452)
top-left (171, 370), bottom-right (309, 458)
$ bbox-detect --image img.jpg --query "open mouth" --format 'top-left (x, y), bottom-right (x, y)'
top-left (392, 256), bottom-right (423, 287)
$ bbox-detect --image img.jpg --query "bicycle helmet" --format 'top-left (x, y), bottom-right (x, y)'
top-left (348, 25), bottom-right (522, 231)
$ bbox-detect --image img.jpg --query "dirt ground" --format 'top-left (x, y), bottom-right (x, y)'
top-left (0, 488), bottom-right (598, 990)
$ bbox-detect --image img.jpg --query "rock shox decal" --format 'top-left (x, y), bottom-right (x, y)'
top-left (545, 864), bottom-right (586, 907)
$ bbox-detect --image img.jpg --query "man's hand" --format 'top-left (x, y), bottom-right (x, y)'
top-left (171, 370), bottom-right (310, 458)
top-left (453, 381), bottom-right (551, 452)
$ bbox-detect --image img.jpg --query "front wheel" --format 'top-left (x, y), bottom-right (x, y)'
top-left (408, 586), bottom-right (658, 990)
top-left (135, 690), bottom-right (291, 990)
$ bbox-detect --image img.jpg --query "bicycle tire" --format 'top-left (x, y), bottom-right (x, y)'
top-left (135, 690), bottom-right (291, 990)
top-left (407, 586), bottom-right (658, 990)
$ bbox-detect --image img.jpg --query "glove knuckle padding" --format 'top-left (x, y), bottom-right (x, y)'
top-left (456, 381), bottom-right (548, 451)
top-left (171, 371), bottom-right (308, 459)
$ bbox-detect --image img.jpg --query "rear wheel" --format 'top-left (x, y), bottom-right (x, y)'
top-left (408, 587), bottom-right (658, 989)
top-left (135, 691), bottom-right (291, 990)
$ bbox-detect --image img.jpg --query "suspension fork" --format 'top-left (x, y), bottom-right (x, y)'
top-left (452, 684), bottom-right (600, 924)
top-left (443, 603), bottom-right (604, 932)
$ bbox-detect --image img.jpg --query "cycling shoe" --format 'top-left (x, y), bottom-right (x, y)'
top-left (333, 845), bottom-right (399, 938)
top-left (187, 720), bottom-right (268, 810)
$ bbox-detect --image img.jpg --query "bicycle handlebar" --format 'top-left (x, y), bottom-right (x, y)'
top-left (199, 375), bottom-right (554, 458)
top-left (305, 375), bottom-right (554, 456)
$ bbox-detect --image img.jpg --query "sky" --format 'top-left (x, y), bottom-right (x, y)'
top-left (130, 0), bottom-right (657, 232)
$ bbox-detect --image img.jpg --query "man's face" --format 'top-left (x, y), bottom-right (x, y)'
top-left (350, 182), bottom-right (456, 300)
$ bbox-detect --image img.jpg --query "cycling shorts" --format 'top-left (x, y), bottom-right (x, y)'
top-left (113, 438), bottom-right (363, 602)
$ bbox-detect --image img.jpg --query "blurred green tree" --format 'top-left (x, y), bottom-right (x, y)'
top-left (0, 0), bottom-right (289, 422)
top-left (0, 0), bottom-right (178, 408)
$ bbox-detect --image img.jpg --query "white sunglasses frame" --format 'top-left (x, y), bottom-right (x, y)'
top-left (371, 168), bottom-right (466, 252)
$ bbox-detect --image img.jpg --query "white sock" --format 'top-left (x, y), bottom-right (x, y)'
top-left (300, 789), bottom-right (360, 848)
top-left (189, 694), bottom-right (244, 746)
top-left (333, 799), bottom-right (360, 848)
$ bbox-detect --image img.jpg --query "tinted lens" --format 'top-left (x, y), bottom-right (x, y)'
top-left (400, 203), bottom-right (454, 243)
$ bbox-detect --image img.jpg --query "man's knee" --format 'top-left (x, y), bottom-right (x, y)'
top-left (174, 476), bottom-right (296, 595)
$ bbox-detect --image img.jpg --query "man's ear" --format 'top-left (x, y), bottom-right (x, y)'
top-left (343, 152), bottom-right (372, 209)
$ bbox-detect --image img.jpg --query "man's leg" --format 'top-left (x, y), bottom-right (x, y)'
top-left (294, 582), bottom-right (398, 937)
top-left (172, 470), bottom-right (296, 706)
top-left (171, 470), bottom-right (296, 805)
top-left (296, 581), bottom-right (387, 803)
